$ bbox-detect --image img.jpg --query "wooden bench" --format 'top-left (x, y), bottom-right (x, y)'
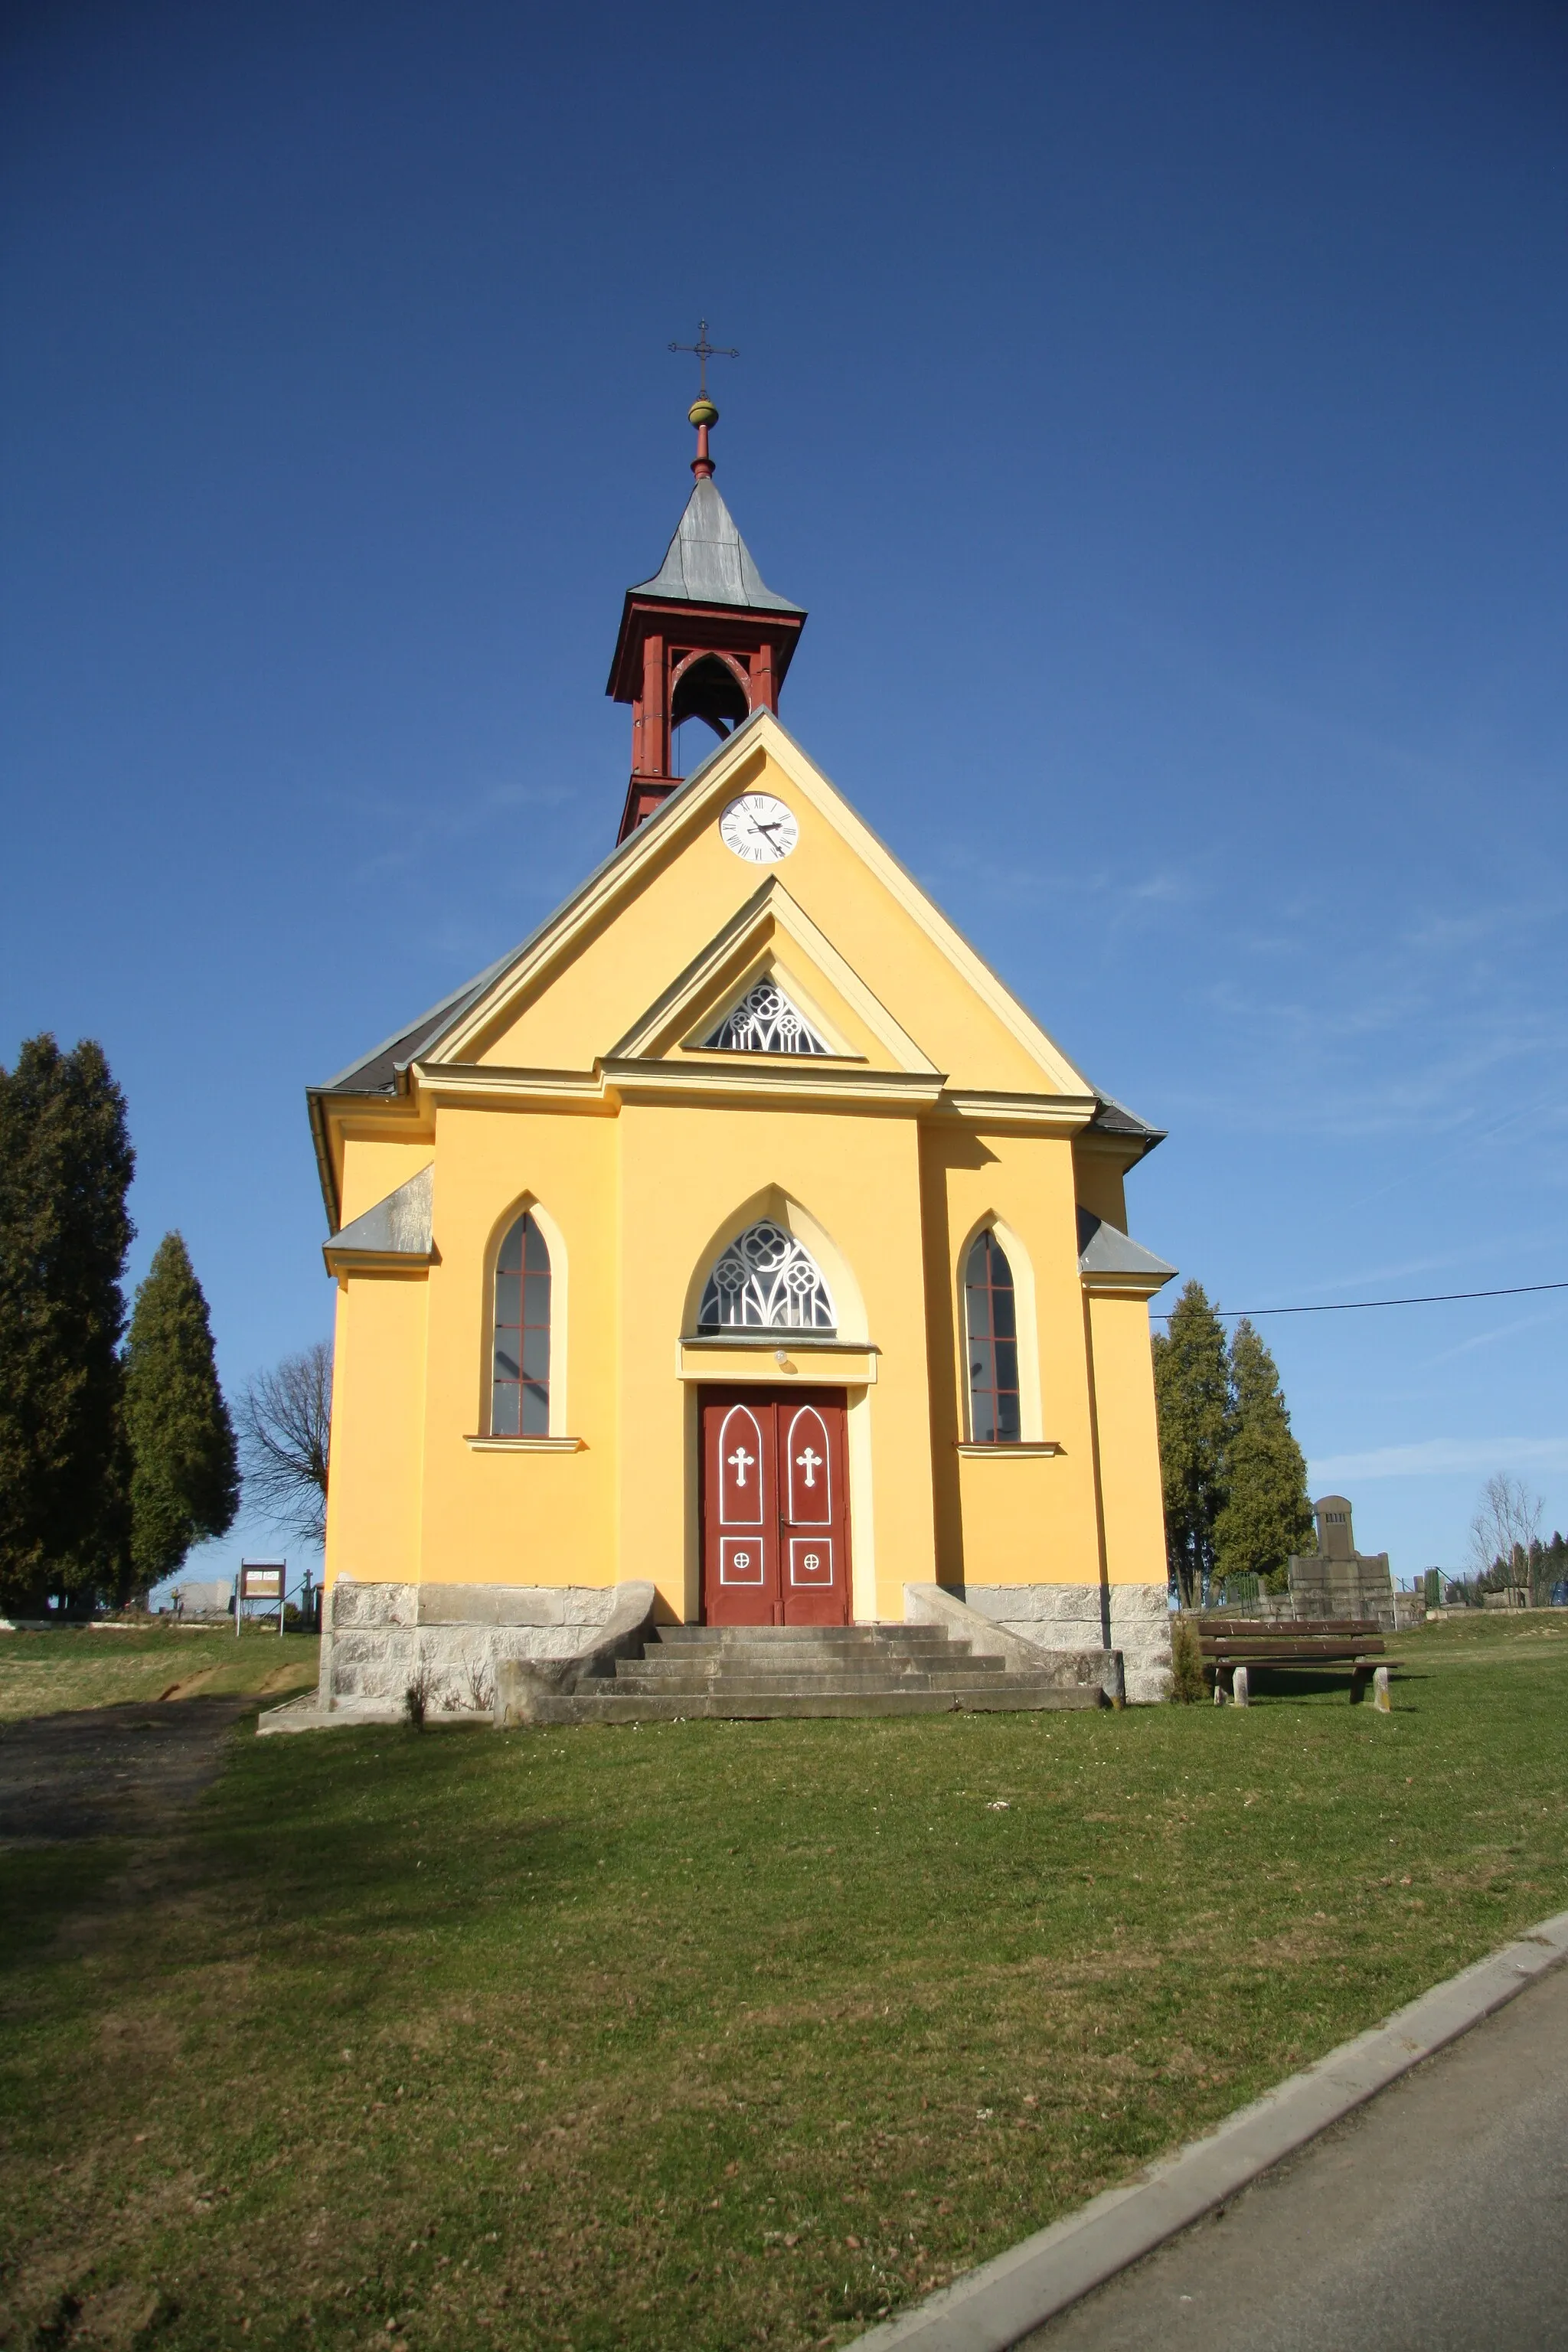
top-left (1196, 1617), bottom-right (1402, 1704)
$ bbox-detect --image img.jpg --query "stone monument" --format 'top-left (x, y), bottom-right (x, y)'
top-left (1288, 1495), bottom-right (1394, 1628)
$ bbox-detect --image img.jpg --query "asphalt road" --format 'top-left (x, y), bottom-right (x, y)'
top-left (1027, 1955), bottom-right (1568, 2352)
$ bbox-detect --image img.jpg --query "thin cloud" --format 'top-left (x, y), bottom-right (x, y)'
top-left (1309, 1436), bottom-right (1568, 1483)
top-left (1425, 1304), bottom-right (1568, 1367)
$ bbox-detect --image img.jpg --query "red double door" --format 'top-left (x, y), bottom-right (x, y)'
top-left (700, 1387), bottom-right (851, 1627)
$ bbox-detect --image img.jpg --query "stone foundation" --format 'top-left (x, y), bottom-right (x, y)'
top-left (319, 1579), bottom-right (621, 1717)
top-left (317, 1576), bottom-right (1176, 1714)
top-left (961, 1581), bottom-right (1172, 1704)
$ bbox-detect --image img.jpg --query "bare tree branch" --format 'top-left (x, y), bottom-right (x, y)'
top-left (1467, 1472), bottom-right (1544, 1598)
top-left (237, 1341), bottom-right (332, 1547)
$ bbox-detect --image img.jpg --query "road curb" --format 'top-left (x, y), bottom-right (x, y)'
top-left (852, 1906), bottom-right (1568, 2350)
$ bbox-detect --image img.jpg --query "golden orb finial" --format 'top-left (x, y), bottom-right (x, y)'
top-left (688, 395), bottom-right (719, 429)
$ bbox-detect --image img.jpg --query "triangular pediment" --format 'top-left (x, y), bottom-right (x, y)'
top-left (401, 711), bottom-right (1096, 1101)
top-left (606, 880), bottom-right (937, 1074)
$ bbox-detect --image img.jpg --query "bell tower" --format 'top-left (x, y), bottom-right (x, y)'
top-left (607, 360), bottom-right (805, 844)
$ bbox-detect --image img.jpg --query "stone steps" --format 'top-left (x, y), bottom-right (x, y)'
top-left (564, 1681), bottom-right (1102, 1723)
top-left (540, 1620), bottom-right (1110, 1721)
top-left (655, 1623), bottom-right (953, 1640)
top-left (648, 1629), bottom-right (978, 1656)
top-left (609, 1668), bottom-right (1014, 1697)
top-left (619, 1642), bottom-right (1004, 1671)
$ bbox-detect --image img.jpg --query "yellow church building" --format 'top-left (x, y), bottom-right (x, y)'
top-left (303, 396), bottom-right (1176, 1722)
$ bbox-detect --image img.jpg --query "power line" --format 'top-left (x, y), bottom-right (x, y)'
top-left (1153, 1279), bottom-right (1568, 1323)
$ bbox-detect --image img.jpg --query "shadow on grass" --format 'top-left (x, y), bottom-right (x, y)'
top-left (198, 1722), bottom-right (585, 1944)
top-left (1223, 1668), bottom-right (1429, 1706)
top-left (0, 1841), bottom-right (121, 1974)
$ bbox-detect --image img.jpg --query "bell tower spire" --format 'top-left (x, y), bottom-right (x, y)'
top-left (607, 331), bottom-right (806, 844)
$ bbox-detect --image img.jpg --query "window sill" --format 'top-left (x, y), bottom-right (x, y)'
top-left (463, 1435), bottom-right (585, 1452)
top-left (955, 1440), bottom-right (1062, 1457)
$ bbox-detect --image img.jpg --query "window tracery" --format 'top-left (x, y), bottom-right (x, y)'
top-left (698, 1219), bottom-right (835, 1333)
top-left (702, 978), bottom-right (830, 1056)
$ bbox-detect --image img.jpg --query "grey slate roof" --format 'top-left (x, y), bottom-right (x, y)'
top-left (630, 477), bottom-right (803, 613)
top-left (1076, 1208), bottom-right (1176, 1287)
top-left (1087, 1093), bottom-right (1166, 1148)
top-left (318, 950), bottom-right (518, 1096)
top-left (327, 1163), bottom-right (434, 1257)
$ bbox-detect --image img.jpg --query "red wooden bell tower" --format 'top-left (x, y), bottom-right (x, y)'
top-left (607, 392), bottom-right (806, 844)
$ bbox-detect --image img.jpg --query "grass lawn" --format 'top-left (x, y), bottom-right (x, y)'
top-left (2, 1615), bottom-right (1567, 2350)
top-left (0, 1623), bottom-right (321, 1722)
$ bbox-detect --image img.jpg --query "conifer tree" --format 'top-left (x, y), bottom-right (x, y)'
top-left (1213, 1318), bottom-right (1312, 1589)
top-left (0, 1035), bottom-right (135, 1612)
top-left (1150, 1280), bottom-right (1230, 1608)
top-left (122, 1232), bottom-right (240, 1592)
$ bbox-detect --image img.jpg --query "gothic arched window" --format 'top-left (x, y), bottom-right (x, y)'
top-left (492, 1210), bottom-right (551, 1435)
top-left (965, 1230), bottom-right (1021, 1443)
top-left (698, 1220), bottom-right (835, 1334)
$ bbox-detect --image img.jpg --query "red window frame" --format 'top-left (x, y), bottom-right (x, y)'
top-left (964, 1230), bottom-right (1021, 1443)
top-left (492, 1211), bottom-right (550, 1436)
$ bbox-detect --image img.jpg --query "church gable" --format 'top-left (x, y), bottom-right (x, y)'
top-left (606, 877), bottom-right (934, 1073)
top-left (425, 715), bottom-right (1094, 1101)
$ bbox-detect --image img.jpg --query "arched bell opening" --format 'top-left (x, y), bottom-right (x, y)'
top-left (669, 652), bottom-right (750, 778)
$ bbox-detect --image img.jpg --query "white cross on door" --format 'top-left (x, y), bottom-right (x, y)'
top-left (795, 1446), bottom-right (822, 1487)
top-left (727, 1445), bottom-right (755, 1485)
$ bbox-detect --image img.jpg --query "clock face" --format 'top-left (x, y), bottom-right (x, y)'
top-left (719, 793), bottom-right (798, 864)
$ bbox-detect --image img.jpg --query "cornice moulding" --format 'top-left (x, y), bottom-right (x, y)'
top-left (937, 1089), bottom-right (1099, 1133)
top-left (404, 1058), bottom-right (946, 1118)
top-left (1080, 1271), bottom-right (1174, 1302)
top-left (409, 1064), bottom-right (612, 1112)
top-left (323, 1249), bottom-right (436, 1277)
top-left (602, 1057), bottom-right (943, 1112)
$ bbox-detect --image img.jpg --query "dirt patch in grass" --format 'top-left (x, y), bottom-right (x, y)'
top-left (2, 1625), bottom-right (1567, 2349)
top-left (0, 1697), bottom-right (254, 1844)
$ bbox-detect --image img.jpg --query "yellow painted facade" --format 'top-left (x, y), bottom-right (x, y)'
top-left (312, 714), bottom-right (1174, 1631)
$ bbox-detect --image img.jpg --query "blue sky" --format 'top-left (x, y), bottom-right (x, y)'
top-left (3, 0), bottom-right (1566, 1589)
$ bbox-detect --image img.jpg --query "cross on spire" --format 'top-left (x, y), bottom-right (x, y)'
top-left (668, 318), bottom-right (739, 401)
top-left (668, 319), bottom-right (739, 480)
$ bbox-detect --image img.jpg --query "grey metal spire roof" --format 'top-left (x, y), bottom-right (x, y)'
top-left (630, 477), bottom-right (802, 614)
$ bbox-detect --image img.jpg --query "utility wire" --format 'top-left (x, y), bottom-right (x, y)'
top-left (1153, 1279), bottom-right (1568, 1323)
